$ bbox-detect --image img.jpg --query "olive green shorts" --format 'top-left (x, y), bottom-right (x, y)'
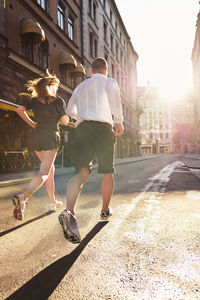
top-left (73, 121), bottom-right (116, 173)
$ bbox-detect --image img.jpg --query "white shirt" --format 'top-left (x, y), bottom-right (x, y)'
top-left (66, 73), bottom-right (123, 127)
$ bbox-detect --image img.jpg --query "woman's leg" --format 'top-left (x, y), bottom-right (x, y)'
top-left (23, 150), bottom-right (57, 200)
top-left (34, 151), bottom-right (56, 204)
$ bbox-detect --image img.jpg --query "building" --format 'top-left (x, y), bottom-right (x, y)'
top-left (192, 7), bottom-right (200, 151)
top-left (137, 84), bottom-right (173, 155)
top-left (0, 0), bottom-right (85, 171)
top-left (82, 0), bottom-right (140, 157)
top-left (172, 93), bottom-right (197, 154)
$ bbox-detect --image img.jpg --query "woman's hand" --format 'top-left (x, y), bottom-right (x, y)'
top-left (16, 106), bottom-right (36, 128)
top-left (30, 121), bottom-right (37, 129)
top-left (60, 115), bottom-right (69, 126)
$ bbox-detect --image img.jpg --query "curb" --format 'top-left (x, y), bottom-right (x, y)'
top-left (0, 155), bottom-right (160, 188)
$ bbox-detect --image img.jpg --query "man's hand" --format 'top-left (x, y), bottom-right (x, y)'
top-left (114, 123), bottom-right (124, 136)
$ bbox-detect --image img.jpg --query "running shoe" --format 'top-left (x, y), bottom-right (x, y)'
top-left (49, 200), bottom-right (63, 212)
top-left (12, 194), bottom-right (28, 221)
top-left (58, 210), bottom-right (81, 243)
top-left (100, 207), bottom-right (113, 220)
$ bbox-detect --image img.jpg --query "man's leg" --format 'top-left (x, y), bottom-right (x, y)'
top-left (66, 168), bottom-right (89, 215)
top-left (59, 168), bottom-right (89, 243)
top-left (101, 173), bottom-right (114, 211)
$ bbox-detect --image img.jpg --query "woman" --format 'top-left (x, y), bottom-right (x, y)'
top-left (13, 75), bottom-right (69, 220)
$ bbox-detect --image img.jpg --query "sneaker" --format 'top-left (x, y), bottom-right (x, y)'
top-left (100, 207), bottom-right (113, 220)
top-left (49, 200), bottom-right (63, 212)
top-left (58, 210), bottom-right (81, 243)
top-left (12, 194), bottom-right (28, 221)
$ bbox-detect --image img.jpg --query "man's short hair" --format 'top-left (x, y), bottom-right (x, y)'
top-left (92, 57), bottom-right (107, 73)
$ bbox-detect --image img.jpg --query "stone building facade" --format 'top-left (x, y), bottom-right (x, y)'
top-left (0, 0), bottom-right (84, 169)
top-left (82, 0), bottom-right (140, 157)
top-left (192, 7), bottom-right (200, 151)
top-left (0, 0), bottom-right (140, 172)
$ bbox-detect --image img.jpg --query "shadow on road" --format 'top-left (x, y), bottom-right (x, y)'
top-left (0, 211), bottom-right (54, 238)
top-left (6, 221), bottom-right (108, 300)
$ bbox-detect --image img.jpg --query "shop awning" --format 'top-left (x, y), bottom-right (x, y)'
top-left (72, 63), bottom-right (86, 77)
top-left (59, 53), bottom-right (77, 70)
top-left (21, 19), bottom-right (45, 43)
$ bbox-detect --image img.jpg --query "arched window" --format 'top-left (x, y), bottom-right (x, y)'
top-left (20, 19), bottom-right (48, 70)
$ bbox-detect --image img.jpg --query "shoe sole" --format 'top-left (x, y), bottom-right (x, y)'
top-left (12, 197), bottom-right (23, 221)
top-left (59, 213), bottom-right (81, 244)
top-left (100, 215), bottom-right (111, 221)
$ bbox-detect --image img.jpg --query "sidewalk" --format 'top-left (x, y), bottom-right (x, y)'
top-left (180, 154), bottom-right (200, 181)
top-left (0, 155), bottom-right (161, 188)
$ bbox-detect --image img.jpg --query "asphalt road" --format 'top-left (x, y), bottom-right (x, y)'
top-left (0, 154), bottom-right (200, 300)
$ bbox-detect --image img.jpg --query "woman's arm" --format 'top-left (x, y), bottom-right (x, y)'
top-left (16, 106), bottom-right (37, 128)
top-left (60, 114), bottom-right (69, 126)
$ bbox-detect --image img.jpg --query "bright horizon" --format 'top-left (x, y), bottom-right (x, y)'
top-left (115, 0), bottom-right (199, 100)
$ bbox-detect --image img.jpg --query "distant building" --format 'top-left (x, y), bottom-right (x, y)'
top-left (137, 84), bottom-right (173, 155)
top-left (172, 94), bottom-right (197, 154)
top-left (82, 0), bottom-right (140, 157)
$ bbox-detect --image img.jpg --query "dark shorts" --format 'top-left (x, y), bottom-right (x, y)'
top-left (30, 129), bottom-right (60, 151)
top-left (73, 121), bottom-right (116, 173)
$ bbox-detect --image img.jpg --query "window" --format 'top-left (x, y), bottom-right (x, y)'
top-left (116, 42), bottom-right (119, 60)
top-left (103, 0), bottom-right (106, 8)
top-left (120, 31), bottom-right (122, 41)
top-left (115, 21), bottom-right (117, 33)
top-left (110, 33), bottom-right (113, 51)
top-left (21, 35), bottom-right (49, 70)
top-left (60, 64), bottom-right (74, 88)
top-left (68, 15), bottom-right (74, 41)
top-left (89, 0), bottom-right (92, 16)
top-left (38, 40), bottom-right (49, 69)
top-left (37, 0), bottom-right (48, 10)
top-left (104, 52), bottom-right (108, 62)
top-left (166, 133), bottom-right (168, 139)
top-left (103, 21), bottom-right (107, 41)
top-left (120, 50), bottom-right (123, 64)
top-left (21, 36), bottom-right (34, 62)
top-left (57, 2), bottom-right (65, 30)
top-left (111, 64), bottom-right (115, 78)
top-left (89, 32), bottom-right (98, 57)
top-left (160, 133), bottom-right (163, 139)
top-left (110, 9), bottom-right (112, 22)
top-left (117, 71), bottom-right (119, 84)
top-left (89, 32), bottom-right (93, 56)
top-left (94, 39), bottom-right (97, 57)
top-left (93, 2), bottom-right (96, 22)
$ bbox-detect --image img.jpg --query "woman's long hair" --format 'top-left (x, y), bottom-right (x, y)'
top-left (25, 76), bottom-right (60, 103)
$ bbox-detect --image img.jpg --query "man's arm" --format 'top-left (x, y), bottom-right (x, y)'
top-left (107, 79), bottom-right (124, 136)
top-left (65, 92), bottom-right (77, 120)
top-left (115, 123), bottom-right (124, 136)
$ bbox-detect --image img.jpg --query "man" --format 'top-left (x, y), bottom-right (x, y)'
top-left (59, 57), bottom-right (124, 243)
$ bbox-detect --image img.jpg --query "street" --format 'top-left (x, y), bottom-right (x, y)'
top-left (0, 154), bottom-right (200, 300)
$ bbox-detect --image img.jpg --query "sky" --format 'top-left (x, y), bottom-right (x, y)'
top-left (115, 0), bottom-right (199, 100)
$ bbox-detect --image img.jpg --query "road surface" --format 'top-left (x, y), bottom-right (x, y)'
top-left (0, 155), bottom-right (200, 299)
